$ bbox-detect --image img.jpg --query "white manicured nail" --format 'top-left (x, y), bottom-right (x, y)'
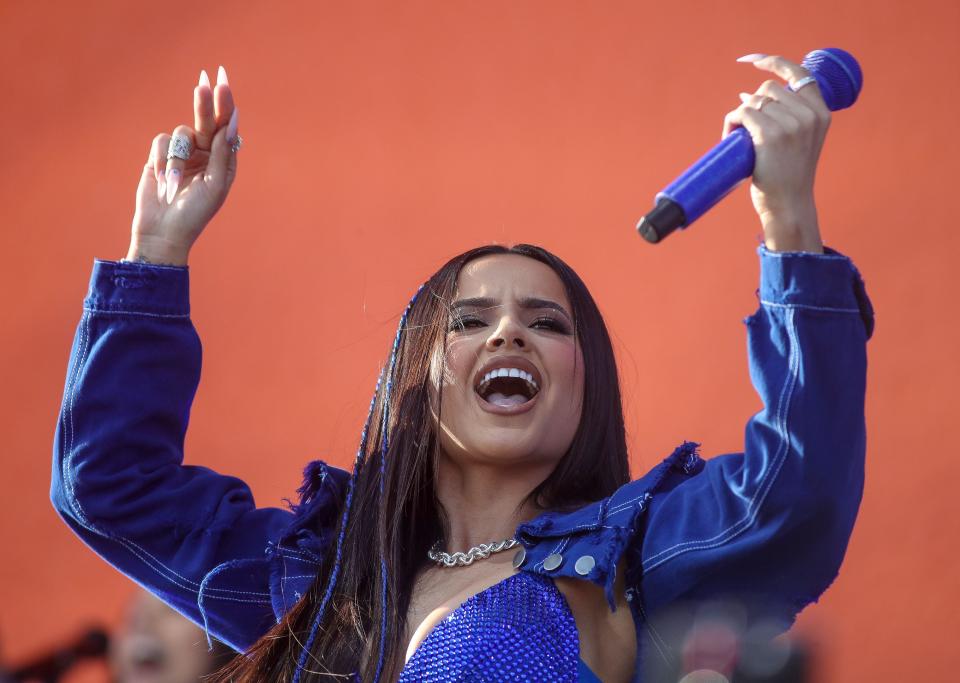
top-left (736, 53), bottom-right (767, 63)
top-left (165, 168), bottom-right (180, 204)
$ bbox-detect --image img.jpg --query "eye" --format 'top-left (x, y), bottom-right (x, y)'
top-left (449, 315), bottom-right (485, 332)
top-left (532, 317), bottom-right (571, 334)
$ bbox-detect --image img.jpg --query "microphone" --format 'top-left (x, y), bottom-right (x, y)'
top-left (636, 48), bottom-right (863, 244)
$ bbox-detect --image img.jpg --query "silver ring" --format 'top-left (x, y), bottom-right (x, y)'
top-left (230, 134), bottom-right (243, 153)
top-left (789, 75), bottom-right (817, 93)
top-left (166, 134), bottom-right (193, 161)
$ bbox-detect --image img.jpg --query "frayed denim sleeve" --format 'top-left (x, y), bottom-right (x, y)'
top-left (50, 258), bottom-right (295, 652)
top-left (637, 246), bottom-right (872, 628)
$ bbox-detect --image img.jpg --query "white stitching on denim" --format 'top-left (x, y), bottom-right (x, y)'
top-left (277, 552), bottom-right (289, 619)
top-left (281, 575), bottom-right (317, 581)
top-left (277, 548), bottom-right (321, 563)
top-left (115, 536), bottom-right (270, 601)
top-left (607, 492), bottom-right (647, 516)
top-left (637, 601), bottom-right (673, 666)
top-left (760, 300), bottom-right (858, 314)
top-left (762, 250), bottom-right (845, 260)
top-left (643, 307), bottom-right (799, 566)
top-left (642, 307), bottom-right (800, 571)
top-left (61, 307), bottom-right (275, 607)
top-left (65, 311), bottom-right (92, 526)
top-left (83, 306), bottom-right (189, 319)
top-left (530, 490), bottom-right (647, 538)
top-left (62, 315), bottom-right (270, 598)
top-left (106, 258), bottom-right (188, 270)
top-left (534, 537), bottom-right (569, 571)
top-left (115, 536), bottom-right (271, 597)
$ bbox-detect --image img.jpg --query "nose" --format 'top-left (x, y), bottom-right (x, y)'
top-left (486, 315), bottom-right (526, 350)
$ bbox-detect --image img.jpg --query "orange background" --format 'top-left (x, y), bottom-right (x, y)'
top-left (2, 1), bottom-right (957, 680)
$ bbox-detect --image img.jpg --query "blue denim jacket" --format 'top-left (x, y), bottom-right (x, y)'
top-left (51, 246), bottom-right (872, 680)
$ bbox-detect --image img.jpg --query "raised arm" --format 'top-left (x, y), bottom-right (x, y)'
top-left (51, 68), bottom-right (348, 652)
top-left (636, 54), bottom-right (873, 624)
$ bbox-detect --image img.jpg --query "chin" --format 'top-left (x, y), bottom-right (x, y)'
top-left (452, 436), bottom-right (558, 467)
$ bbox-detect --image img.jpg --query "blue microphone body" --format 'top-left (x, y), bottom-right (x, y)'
top-left (637, 48), bottom-right (863, 244)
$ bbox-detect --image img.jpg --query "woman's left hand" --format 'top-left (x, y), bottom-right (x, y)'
top-left (723, 54), bottom-right (832, 253)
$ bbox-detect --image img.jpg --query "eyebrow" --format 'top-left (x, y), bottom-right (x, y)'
top-left (450, 296), bottom-right (572, 321)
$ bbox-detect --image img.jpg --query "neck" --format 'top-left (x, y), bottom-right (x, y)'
top-left (434, 455), bottom-right (553, 552)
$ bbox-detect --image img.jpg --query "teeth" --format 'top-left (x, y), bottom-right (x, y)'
top-left (478, 367), bottom-right (539, 392)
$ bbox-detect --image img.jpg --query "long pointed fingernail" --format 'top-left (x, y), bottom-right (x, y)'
top-left (217, 65), bottom-right (229, 86)
top-left (165, 168), bottom-right (180, 204)
top-left (199, 69), bottom-right (210, 89)
top-left (157, 169), bottom-right (166, 202)
top-left (736, 53), bottom-right (767, 63)
top-left (226, 107), bottom-right (239, 145)
top-left (738, 92), bottom-right (751, 101)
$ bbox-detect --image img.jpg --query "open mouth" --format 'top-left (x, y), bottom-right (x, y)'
top-left (475, 368), bottom-right (540, 409)
top-left (127, 637), bottom-right (167, 675)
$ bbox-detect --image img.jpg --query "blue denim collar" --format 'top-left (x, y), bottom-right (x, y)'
top-left (513, 442), bottom-right (703, 611)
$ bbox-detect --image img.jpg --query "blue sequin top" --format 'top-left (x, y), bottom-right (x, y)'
top-left (399, 570), bottom-right (601, 682)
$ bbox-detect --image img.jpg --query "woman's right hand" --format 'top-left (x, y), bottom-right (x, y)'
top-left (126, 66), bottom-right (239, 266)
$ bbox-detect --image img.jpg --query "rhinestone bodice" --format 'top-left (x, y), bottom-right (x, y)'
top-left (398, 570), bottom-right (584, 681)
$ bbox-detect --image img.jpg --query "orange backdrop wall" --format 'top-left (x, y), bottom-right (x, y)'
top-left (2, 1), bottom-right (957, 680)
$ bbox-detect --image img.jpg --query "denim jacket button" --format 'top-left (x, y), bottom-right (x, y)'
top-left (512, 546), bottom-right (527, 569)
top-left (574, 555), bottom-right (596, 576)
top-left (543, 553), bottom-right (564, 571)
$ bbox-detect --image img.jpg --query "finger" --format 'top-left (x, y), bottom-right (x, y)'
top-left (748, 54), bottom-right (809, 85)
top-left (738, 92), bottom-right (801, 137)
top-left (213, 65), bottom-right (235, 130)
top-left (747, 55), bottom-right (828, 113)
top-left (723, 103), bottom-right (769, 143)
top-left (753, 81), bottom-right (825, 133)
top-left (150, 133), bottom-right (171, 203)
top-left (205, 121), bottom-right (239, 197)
top-left (194, 69), bottom-right (216, 151)
top-left (165, 125), bottom-right (196, 205)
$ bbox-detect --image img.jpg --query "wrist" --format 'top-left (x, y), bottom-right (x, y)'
top-left (758, 199), bottom-right (823, 254)
top-left (125, 235), bottom-right (191, 267)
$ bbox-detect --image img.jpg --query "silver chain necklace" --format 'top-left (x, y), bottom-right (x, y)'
top-left (427, 537), bottom-right (519, 567)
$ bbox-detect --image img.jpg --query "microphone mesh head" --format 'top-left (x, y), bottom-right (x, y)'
top-left (802, 48), bottom-right (863, 111)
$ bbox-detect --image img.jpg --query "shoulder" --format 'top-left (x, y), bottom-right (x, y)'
top-left (513, 442), bottom-right (703, 612)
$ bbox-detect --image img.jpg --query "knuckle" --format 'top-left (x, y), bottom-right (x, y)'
top-left (763, 125), bottom-right (784, 143)
top-left (795, 107), bottom-right (816, 127)
top-left (759, 80), bottom-right (779, 94)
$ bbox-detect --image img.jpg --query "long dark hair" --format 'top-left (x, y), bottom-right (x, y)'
top-left (212, 244), bottom-right (630, 682)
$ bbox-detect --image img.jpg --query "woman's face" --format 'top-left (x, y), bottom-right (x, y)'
top-left (109, 590), bottom-right (217, 683)
top-left (431, 253), bottom-right (585, 470)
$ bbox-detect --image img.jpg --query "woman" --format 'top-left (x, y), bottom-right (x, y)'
top-left (52, 56), bottom-right (872, 682)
